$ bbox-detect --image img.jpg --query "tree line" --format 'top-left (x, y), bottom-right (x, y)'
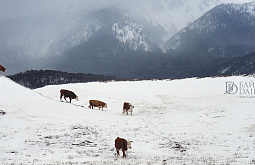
top-left (8, 70), bottom-right (116, 89)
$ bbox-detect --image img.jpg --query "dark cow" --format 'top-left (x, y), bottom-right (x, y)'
top-left (123, 102), bottom-right (134, 115)
top-left (88, 100), bottom-right (107, 110)
top-left (115, 137), bottom-right (132, 158)
top-left (60, 89), bottom-right (78, 103)
top-left (0, 64), bottom-right (6, 73)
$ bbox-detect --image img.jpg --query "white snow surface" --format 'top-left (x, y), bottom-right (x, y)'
top-left (1, 75), bottom-right (255, 164)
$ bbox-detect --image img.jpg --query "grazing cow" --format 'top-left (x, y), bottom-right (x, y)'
top-left (123, 102), bottom-right (134, 115)
top-left (60, 89), bottom-right (78, 103)
top-left (0, 64), bottom-right (6, 73)
top-left (115, 137), bottom-right (133, 158)
top-left (88, 100), bottom-right (107, 110)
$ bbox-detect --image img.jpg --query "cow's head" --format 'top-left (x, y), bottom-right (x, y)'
top-left (75, 96), bottom-right (79, 101)
top-left (104, 103), bottom-right (107, 108)
top-left (127, 141), bottom-right (133, 149)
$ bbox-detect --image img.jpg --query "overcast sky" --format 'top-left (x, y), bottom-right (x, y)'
top-left (0, 0), bottom-right (117, 21)
top-left (0, 0), bottom-right (253, 21)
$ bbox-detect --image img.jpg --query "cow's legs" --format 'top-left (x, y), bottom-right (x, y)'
top-left (64, 96), bottom-right (68, 102)
top-left (116, 149), bottom-right (120, 156)
top-left (60, 93), bottom-right (63, 101)
top-left (90, 103), bottom-right (94, 109)
top-left (64, 96), bottom-right (71, 103)
top-left (122, 151), bottom-right (126, 158)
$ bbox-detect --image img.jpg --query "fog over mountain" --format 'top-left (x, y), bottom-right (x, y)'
top-left (0, 0), bottom-right (253, 75)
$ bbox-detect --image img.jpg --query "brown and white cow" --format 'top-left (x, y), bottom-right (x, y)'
top-left (123, 102), bottom-right (134, 115)
top-left (60, 89), bottom-right (78, 103)
top-left (115, 137), bottom-right (133, 158)
top-left (0, 64), bottom-right (6, 73)
top-left (88, 100), bottom-right (107, 110)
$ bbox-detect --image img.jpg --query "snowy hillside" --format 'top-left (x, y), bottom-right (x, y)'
top-left (163, 1), bottom-right (255, 57)
top-left (1, 75), bottom-right (255, 164)
top-left (218, 52), bottom-right (255, 75)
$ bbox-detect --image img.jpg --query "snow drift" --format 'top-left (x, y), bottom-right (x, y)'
top-left (0, 75), bottom-right (255, 164)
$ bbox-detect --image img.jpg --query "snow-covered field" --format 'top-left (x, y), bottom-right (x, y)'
top-left (1, 75), bottom-right (255, 164)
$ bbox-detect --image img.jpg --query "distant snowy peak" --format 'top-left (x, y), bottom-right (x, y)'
top-left (227, 1), bottom-right (255, 15)
top-left (98, 7), bottom-right (157, 52)
top-left (112, 22), bottom-right (152, 51)
top-left (188, 1), bottom-right (255, 33)
top-left (127, 0), bottom-right (243, 42)
top-left (163, 1), bottom-right (255, 56)
top-left (49, 8), bottom-right (156, 55)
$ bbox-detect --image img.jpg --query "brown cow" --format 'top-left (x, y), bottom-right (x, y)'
top-left (88, 100), bottom-right (107, 110)
top-left (60, 89), bottom-right (78, 103)
top-left (115, 137), bottom-right (132, 158)
top-left (123, 102), bottom-right (134, 115)
top-left (0, 64), bottom-right (6, 73)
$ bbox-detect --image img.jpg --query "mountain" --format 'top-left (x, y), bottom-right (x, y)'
top-left (47, 1), bottom-right (253, 78)
top-left (163, 2), bottom-right (255, 58)
top-left (218, 52), bottom-right (255, 75)
top-left (50, 7), bottom-right (164, 78)
top-left (1, 0), bottom-right (252, 75)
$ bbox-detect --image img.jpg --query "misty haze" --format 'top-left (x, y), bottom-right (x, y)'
top-left (0, 0), bottom-right (254, 78)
